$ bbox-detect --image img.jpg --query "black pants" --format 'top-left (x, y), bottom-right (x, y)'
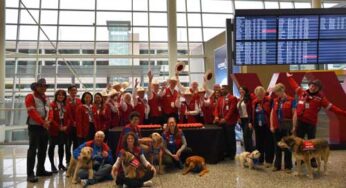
top-left (274, 128), bottom-right (292, 169)
top-left (296, 120), bottom-right (317, 165)
top-left (150, 116), bottom-right (163, 125)
top-left (221, 123), bottom-right (236, 159)
top-left (48, 132), bottom-right (67, 169)
top-left (66, 126), bottom-right (78, 164)
top-left (254, 123), bottom-right (274, 164)
top-left (116, 169), bottom-right (154, 188)
top-left (163, 113), bottom-right (178, 124)
top-left (240, 118), bottom-right (254, 152)
top-left (163, 147), bottom-right (193, 168)
top-left (88, 123), bottom-right (96, 141)
top-left (27, 125), bottom-right (49, 176)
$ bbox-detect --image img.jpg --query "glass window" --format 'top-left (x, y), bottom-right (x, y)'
top-left (41, 11), bottom-right (58, 24)
top-left (177, 28), bottom-right (187, 42)
top-left (40, 26), bottom-right (58, 41)
top-left (188, 13), bottom-right (202, 27)
top-left (6, 25), bottom-right (17, 40)
top-left (20, 9), bottom-right (39, 24)
top-left (280, 2), bottom-right (294, 9)
top-left (60, 11), bottom-right (94, 25)
top-left (189, 42), bottom-right (203, 55)
top-left (19, 26), bottom-right (38, 40)
top-left (203, 14), bottom-right (231, 27)
top-left (61, 0), bottom-right (95, 10)
top-left (265, 2), bottom-right (279, 9)
top-left (294, 2), bottom-right (311, 8)
top-left (20, 0), bottom-right (40, 8)
top-left (150, 28), bottom-right (168, 41)
top-left (6, 0), bottom-right (19, 7)
top-left (187, 0), bottom-right (201, 12)
top-left (98, 0), bottom-right (131, 10)
top-left (188, 28), bottom-right (203, 42)
top-left (189, 58), bottom-right (205, 73)
top-left (203, 28), bottom-right (225, 41)
top-left (97, 12), bottom-right (132, 26)
top-left (324, 3), bottom-right (338, 8)
top-left (149, 0), bottom-right (167, 11)
top-left (201, 0), bottom-right (232, 13)
top-left (6, 9), bottom-right (18, 24)
top-left (133, 13), bottom-right (148, 26)
top-left (150, 13), bottom-right (168, 26)
top-left (133, 0), bottom-right (148, 11)
top-left (42, 0), bottom-right (59, 9)
top-left (133, 27), bottom-right (149, 41)
top-left (177, 13), bottom-right (187, 27)
top-left (177, 0), bottom-right (186, 12)
top-left (59, 26), bottom-right (94, 41)
top-left (235, 1), bottom-right (264, 9)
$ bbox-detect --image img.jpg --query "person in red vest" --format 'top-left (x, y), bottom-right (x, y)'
top-left (237, 86), bottom-right (254, 152)
top-left (159, 77), bottom-right (179, 123)
top-left (120, 92), bottom-right (134, 126)
top-left (48, 89), bottom-right (70, 173)
top-left (76, 92), bottom-right (94, 146)
top-left (202, 89), bottom-right (220, 124)
top-left (93, 92), bottom-right (106, 133)
top-left (25, 78), bottom-right (52, 182)
top-left (270, 83), bottom-right (296, 172)
top-left (133, 78), bottom-right (150, 125)
top-left (252, 86), bottom-right (274, 167)
top-left (147, 71), bottom-right (163, 125)
top-left (287, 73), bottom-right (346, 167)
top-left (214, 85), bottom-right (238, 160)
top-left (104, 90), bottom-right (121, 140)
top-left (65, 84), bottom-right (82, 166)
top-left (177, 89), bottom-right (201, 123)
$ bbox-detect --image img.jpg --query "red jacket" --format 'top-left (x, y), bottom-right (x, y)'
top-left (179, 100), bottom-right (199, 123)
top-left (92, 104), bottom-right (106, 132)
top-left (104, 100), bottom-right (120, 129)
top-left (76, 104), bottom-right (93, 138)
top-left (201, 98), bottom-right (216, 124)
top-left (214, 94), bottom-right (239, 125)
top-left (66, 97), bottom-right (82, 127)
top-left (120, 102), bottom-right (134, 126)
top-left (272, 96), bottom-right (295, 130)
top-left (134, 97), bottom-right (146, 125)
top-left (252, 96), bottom-right (272, 127)
top-left (161, 88), bottom-right (178, 114)
top-left (288, 77), bottom-right (346, 125)
top-left (148, 92), bottom-right (162, 117)
top-left (25, 92), bottom-right (49, 126)
top-left (48, 101), bottom-right (70, 136)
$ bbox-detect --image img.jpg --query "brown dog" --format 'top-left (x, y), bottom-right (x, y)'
top-left (141, 133), bottom-right (164, 174)
top-left (278, 136), bottom-right (329, 178)
top-left (183, 156), bottom-right (209, 177)
top-left (66, 146), bottom-right (94, 184)
top-left (121, 151), bottom-right (146, 179)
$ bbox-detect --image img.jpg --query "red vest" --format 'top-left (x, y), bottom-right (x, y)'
top-left (66, 97), bottom-right (82, 127)
top-left (252, 96), bottom-right (272, 127)
top-left (76, 104), bottom-right (92, 138)
top-left (85, 140), bottom-right (110, 152)
top-left (179, 101), bottom-right (198, 123)
top-left (92, 105), bottom-right (106, 132)
top-left (134, 98), bottom-right (146, 125)
top-left (115, 124), bottom-right (142, 155)
top-left (272, 96), bottom-right (295, 130)
top-left (148, 92), bottom-right (162, 117)
top-left (214, 94), bottom-right (239, 125)
top-left (104, 100), bottom-right (120, 129)
top-left (164, 129), bottom-right (183, 149)
top-left (296, 91), bottom-right (324, 126)
top-left (202, 98), bottom-right (216, 124)
top-left (161, 88), bottom-right (178, 114)
top-left (120, 102), bottom-right (134, 126)
top-left (48, 101), bottom-right (70, 136)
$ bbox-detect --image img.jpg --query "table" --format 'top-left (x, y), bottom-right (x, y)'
top-left (107, 125), bottom-right (225, 164)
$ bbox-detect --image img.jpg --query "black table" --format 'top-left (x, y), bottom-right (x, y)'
top-left (107, 125), bottom-right (225, 164)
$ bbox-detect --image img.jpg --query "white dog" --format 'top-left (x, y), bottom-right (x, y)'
top-left (236, 150), bottom-right (261, 169)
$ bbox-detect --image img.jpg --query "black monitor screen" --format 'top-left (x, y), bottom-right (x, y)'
top-left (234, 8), bottom-right (346, 65)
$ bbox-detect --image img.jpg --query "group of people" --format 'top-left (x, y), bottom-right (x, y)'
top-left (24, 71), bottom-right (346, 186)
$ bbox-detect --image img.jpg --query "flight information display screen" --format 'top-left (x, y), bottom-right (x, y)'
top-left (234, 9), bottom-right (346, 65)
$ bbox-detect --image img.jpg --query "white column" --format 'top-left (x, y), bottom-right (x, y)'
top-left (0, 0), bottom-right (6, 143)
top-left (167, 0), bottom-right (177, 77)
top-left (311, 0), bottom-right (321, 8)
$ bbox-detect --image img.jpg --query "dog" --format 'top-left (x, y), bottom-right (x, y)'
top-left (66, 146), bottom-right (94, 184)
top-left (278, 136), bottom-right (330, 178)
top-left (120, 150), bottom-right (146, 179)
top-left (141, 133), bottom-right (164, 174)
top-left (236, 150), bottom-right (261, 169)
top-left (182, 156), bottom-right (209, 177)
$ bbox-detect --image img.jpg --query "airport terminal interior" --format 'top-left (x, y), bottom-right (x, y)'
top-left (1, 0), bottom-right (346, 188)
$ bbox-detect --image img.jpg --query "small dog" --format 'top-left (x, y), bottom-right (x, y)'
top-left (120, 150), bottom-right (146, 179)
top-left (141, 133), bottom-right (164, 174)
top-left (182, 156), bottom-right (209, 177)
top-left (66, 146), bottom-right (94, 184)
top-left (278, 136), bottom-right (329, 178)
top-left (236, 150), bottom-right (261, 169)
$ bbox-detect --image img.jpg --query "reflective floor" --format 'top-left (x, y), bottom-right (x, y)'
top-left (1, 145), bottom-right (346, 188)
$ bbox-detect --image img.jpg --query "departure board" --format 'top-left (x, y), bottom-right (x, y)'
top-left (234, 8), bottom-right (346, 65)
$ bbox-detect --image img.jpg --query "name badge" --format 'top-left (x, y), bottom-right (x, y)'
top-left (305, 103), bottom-right (310, 109)
top-left (259, 120), bottom-right (262, 127)
top-left (171, 102), bottom-right (175, 108)
top-left (158, 106), bottom-right (162, 112)
top-left (298, 100), bottom-right (304, 105)
top-left (225, 105), bottom-right (229, 110)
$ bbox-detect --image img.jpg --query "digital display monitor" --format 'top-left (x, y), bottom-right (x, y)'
top-left (234, 8), bottom-right (346, 65)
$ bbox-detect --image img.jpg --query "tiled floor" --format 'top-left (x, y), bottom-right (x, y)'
top-left (1, 145), bottom-right (346, 188)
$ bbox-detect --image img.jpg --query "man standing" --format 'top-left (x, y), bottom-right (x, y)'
top-left (160, 77), bottom-right (179, 123)
top-left (25, 78), bottom-right (52, 182)
top-left (214, 85), bottom-right (238, 160)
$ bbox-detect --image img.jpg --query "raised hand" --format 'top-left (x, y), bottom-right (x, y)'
top-left (286, 72), bottom-right (293, 78)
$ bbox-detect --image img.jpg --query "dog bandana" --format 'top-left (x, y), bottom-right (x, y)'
top-left (302, 141), bottom-right (315, 151)
top-left (130, 158), bottom-right (140, 168)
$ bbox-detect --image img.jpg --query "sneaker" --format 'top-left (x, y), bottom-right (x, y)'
top-left (143, 180), bottom-right (153, 187)
top-left (27, 175), bottom-right (38, 183)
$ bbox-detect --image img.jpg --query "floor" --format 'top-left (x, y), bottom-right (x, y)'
top-left (1, 145), bottom-right (346, 188)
